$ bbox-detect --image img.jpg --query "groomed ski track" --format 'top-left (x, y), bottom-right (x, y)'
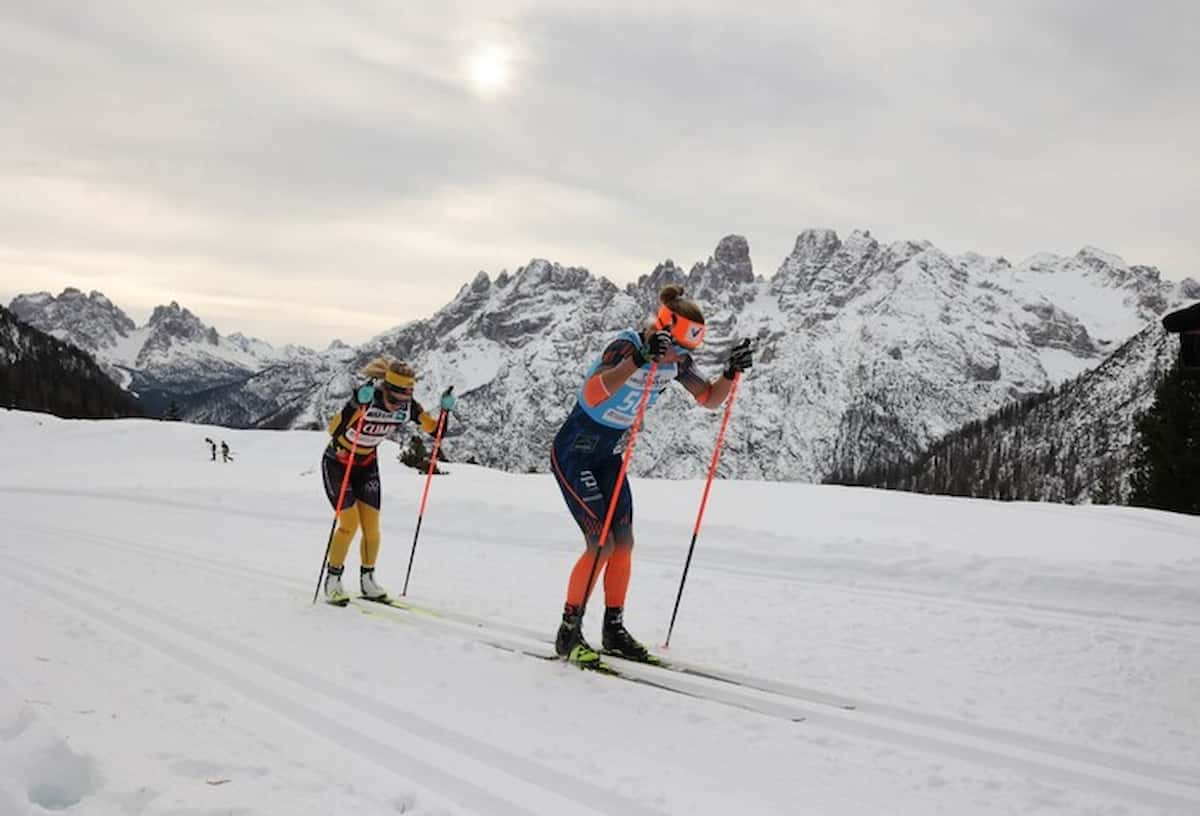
top-left (5, 485), bottom-right (1200, 814)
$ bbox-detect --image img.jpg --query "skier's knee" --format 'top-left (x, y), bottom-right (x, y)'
top-left (613, 528), bottom-right (634, 551)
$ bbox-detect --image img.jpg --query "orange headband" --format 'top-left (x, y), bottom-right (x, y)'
top-left (655, 304), bottom-right (706, 350)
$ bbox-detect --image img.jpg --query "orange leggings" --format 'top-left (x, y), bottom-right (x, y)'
top-left (565, 534), bottom-right (633, 609)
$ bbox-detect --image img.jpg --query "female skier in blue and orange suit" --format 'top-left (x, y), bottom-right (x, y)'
top-left (551, 284), bottom-right (754, 665)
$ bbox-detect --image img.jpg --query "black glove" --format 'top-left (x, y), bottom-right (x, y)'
top-left (633, 329), bottom-right (672, 366)
top-left (723, 338), bottom-right (754, 379)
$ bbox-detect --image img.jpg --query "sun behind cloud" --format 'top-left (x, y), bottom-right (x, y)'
top-left (465, 44), bottom-right (512, 98)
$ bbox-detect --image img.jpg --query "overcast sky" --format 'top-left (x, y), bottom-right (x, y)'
top-left (1, 0), bottom-right (1197, 346)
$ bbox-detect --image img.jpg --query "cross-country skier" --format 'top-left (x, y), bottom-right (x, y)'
top-left (220, 440), bottom-right (232, 462)
top-left (205, 437), bottom-right (216, 461)
top-left (551, 284), bottom-right (754, 666)
top-left (321, 358), bottom-right (457, 603)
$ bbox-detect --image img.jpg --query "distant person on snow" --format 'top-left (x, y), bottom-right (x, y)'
top-left (220, 440), bottom-right (232, 462)
top-left (551, 284), bottom-right (754, 667)
top-left (205, 437), bottom-right (217, 461)
top-left (321, 358), bottom-right (457, 604)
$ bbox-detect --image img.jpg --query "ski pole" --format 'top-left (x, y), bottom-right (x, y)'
top-left (401, 388), bottom-right (452, 596)
top-left (664, 369), bottom-right (742, 647)
top-left (578, 363), bottom-right (659, 617)
top-left (312, 407), bottom-right (368, 605)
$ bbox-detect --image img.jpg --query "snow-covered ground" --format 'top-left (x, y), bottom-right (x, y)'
top-left (2, 410), bottom-right (1199, 815)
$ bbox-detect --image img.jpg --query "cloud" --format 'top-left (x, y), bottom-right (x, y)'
top-left (1, 0), bottom-right (1196, 346)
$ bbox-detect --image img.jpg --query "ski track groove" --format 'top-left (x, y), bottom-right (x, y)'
top-left (5, 486), bottom-right (1198, 640)
top-left (350, 599), bottom-right (1200, 798)
top-left (689, 559), bottom-right (1200, 643)
top-left (8, 525), bottom-right (1200, 811)
top-left (5, 521), bottom-right (864, 713)
top-left (4, 523), bottom-right (828, 722)
top-left (0, 560), bottom-right (673, 816)
top-left (12, 520), bottom-right (1200, 784)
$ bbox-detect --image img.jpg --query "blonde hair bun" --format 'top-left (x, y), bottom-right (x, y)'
top-left (359, 357), bottom-right (416, 381)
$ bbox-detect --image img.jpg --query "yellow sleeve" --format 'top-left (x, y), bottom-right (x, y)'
top-left (418, 411), bottom-right (439, 434)
top-left (328, 402), bottom-right (364, 441)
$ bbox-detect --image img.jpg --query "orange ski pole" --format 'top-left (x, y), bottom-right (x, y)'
top-left (402, 388), bottom-right (453, 596)
top-left (312, 407), bottom-right (368, 604)
top-left (578, 363), bottom-right (659, 616)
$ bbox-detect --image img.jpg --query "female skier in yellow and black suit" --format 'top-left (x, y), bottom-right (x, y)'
top-left (321, 357), bottom-right (456, 603)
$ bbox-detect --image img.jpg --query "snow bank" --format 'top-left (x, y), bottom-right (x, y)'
top-left (0, 679), bottom-right (101, 814)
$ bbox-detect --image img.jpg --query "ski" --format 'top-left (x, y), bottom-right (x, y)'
top-left (601, 647), bottom-right (661, 666)
top-left (347, 595), bottom-right (855, 710)
top-left (359, 595), bottom-right (453, 620)
top-left (603, 653), bottom-right (858, 711)
top-left (324, 596), bottom-right (350, 607)
top-left (345, 597), bottom-right (808, 722)
top-left (478, 641), bottom-right (804, 720)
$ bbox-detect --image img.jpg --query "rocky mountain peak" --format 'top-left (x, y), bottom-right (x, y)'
top-left (466, 270), bottom-right (491, 293)
top-left (1072, 249), bottom-right (1173, 315)
top-left (140, 301), bottom-right (218, 361)
top-left (510, 258), bottom-right (598, 297)
top-left (363, 257), bottom-right (629, 361)
top-left (627, 260), bottom-right (688, 310)
top-left (685, 235), bottom-right (756, 309)
top-left (712, 235), bottom-right (754, 279)
top-left (770, 228), bottom-right (887, 317)
top-left (883, 238), bottom-right (935, 267)
top-left (842, 228), bottom-right (880, 254)
top-left (791, 228), bottom-right (842, 270)
top-left (8, 287), bottom-right (136, 355)
top-left (1018, 248), bottom-right (1176, 334)
top-left (146, 301), bottom-right (213, 337)
top-left (1076, 245), bottom-right (1129, 273)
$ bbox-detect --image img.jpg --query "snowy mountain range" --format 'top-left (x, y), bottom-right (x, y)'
top-left (836, 321), bottom-right (1180, 503)
top-left (0, 304), bottom-right (141, 419)
top-left (10, 230), bottom-right (1193, 480)
top-left (7, 288), bottom-right (351, 417)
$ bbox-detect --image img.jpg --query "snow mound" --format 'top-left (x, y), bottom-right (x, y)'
top-left (0, 680), bottom-right (101, 813)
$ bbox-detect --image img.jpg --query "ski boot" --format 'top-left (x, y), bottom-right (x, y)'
top-left (555, 606), bottom-right (601, 667)
top-left (360, 567), bottom-right (388, 601)
top-left (324, 566), bottom-right (349, 605)
top-left (601, 607), bottom-right (659, 664)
